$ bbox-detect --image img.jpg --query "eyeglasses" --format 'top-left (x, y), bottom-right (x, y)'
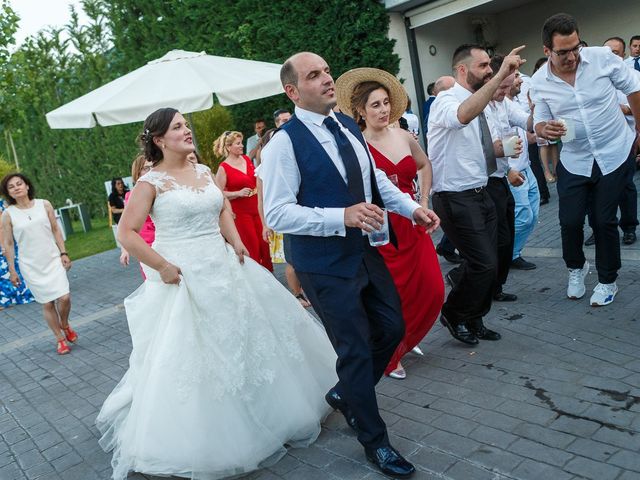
top-left (551, 44), bottom-right (582, 58)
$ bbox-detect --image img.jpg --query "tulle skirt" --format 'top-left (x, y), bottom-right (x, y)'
top-left (96, 235), bottom-right (337, 480)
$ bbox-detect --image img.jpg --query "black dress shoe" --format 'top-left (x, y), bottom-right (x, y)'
top-left (623, 231), bottom-right (637, 245)
top-left (471, 326), bottom-right (502, 341)
top-left (439, 315), bottom-right (478, 345)
top-left (584, 233), bottom-right (595, 246)
top-left (325, 389), bottom-right (358, 432)
top-left (365, 446), bottom-right (416, 477)
top-left (511, 256), bottom-right (537, 270)
top-left (436, 246), bottom-right (464, 264)
top-left (493, 292), bottom-right (518, 302)
top-left (540, 197), bottom-right (549, 206)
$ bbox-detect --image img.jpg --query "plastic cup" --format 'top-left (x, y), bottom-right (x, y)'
top-left (502, 128), bottom-right (519, 157)
top-left (558, 118), bottom-right (575, 142)
top-left (368, 209), bottom-right (389, 247)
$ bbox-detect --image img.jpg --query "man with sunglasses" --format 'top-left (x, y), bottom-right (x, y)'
top-left (530, 13), bottom-right (640, 306)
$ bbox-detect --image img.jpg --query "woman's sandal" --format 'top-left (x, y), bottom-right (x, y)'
top-left (62, 326), bottom-right (78, 343)
top-left (57, 339), bottom-right (71, 355)
top-left (295, 293), bottom-right (311, 308)
top-left (389, 367), bottom-right (407, 380)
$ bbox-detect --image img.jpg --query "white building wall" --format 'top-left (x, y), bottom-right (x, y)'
top-left (389, 0), bottom-right (640, 101)
top-left (414, 14), bottom-right (479, 86)
top-left (388, 12), bottom-right (418, 110)
top-left (496, 0), bottom-right (640, 76)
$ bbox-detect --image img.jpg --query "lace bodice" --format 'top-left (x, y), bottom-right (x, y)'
top-left (137, 164), bottom-right (223, 245)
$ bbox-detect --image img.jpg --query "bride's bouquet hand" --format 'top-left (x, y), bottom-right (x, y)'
top-left (159, 262), bottom-right (182, 284)
top-left (232, 241), bottom-right (250, 265)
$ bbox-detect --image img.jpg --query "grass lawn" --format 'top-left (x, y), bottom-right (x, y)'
top-left (65, 216), bottom-right (117, 260)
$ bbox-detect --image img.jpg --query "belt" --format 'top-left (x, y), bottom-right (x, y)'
top-left (433, 185), bottom-right (487, 197)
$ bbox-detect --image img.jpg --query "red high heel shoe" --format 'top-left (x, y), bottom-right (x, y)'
top-left (62, 326), bottom-right (78, 343)
top-left (57, 339), bottom-right (71, 355)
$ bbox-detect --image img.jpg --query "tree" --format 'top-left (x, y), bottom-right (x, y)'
top-left (0, 0), bottom-right (399, 216)
top-left (104, 0), bottom-right (399, 139)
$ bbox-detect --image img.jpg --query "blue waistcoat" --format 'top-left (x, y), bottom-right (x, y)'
top-left (281, 112), bottom-right (378, 278)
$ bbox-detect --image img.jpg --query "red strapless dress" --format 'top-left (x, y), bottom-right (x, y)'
top-left (220, 156), bottom-right (273, 271)
top-left (369, 145), bottom-right (444, 375)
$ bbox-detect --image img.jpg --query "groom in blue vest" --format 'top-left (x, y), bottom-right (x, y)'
top-left (260, 52), bottom-right (439, 477)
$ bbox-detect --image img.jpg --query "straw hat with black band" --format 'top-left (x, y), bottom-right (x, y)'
top-left (335, 67), bottom-right (408, 126)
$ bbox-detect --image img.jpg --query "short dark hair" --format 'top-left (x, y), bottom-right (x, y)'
top-left (1, 173), bottom-right (35, 205)
top-left (426, 82), bottom-right (435, 96)
top-left (533, 57), bottom-right (548, 73)
top-left (280, 59), bottom-right (298, 87)
top-left (452, 44), bottom-right (486, 68)
top-left (630, 35), bottom-right (640, 45)
top-left (255, 119), bottom-right (266, 125)
top-left (273, 109), bottom-right (290, 121)
top-left (542, 13), bottom-right (579, 49)
top-left (489, 54), bottom-right (504, 77)
top-left (139, 107), bottom-right (180, 165)
top-left (604, 37), bottom-right (626, 52)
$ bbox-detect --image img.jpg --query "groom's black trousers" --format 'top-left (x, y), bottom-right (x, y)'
top-left (297, 241), bottom-right (404, 449)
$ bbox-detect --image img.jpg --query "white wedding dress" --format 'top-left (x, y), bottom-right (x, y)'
top-left (96, 164), bottom-right (337, 480)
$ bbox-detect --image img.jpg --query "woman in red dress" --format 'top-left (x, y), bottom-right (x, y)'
top-left (214, 131), bottom-right (273, 271)
top-left (336, 68), bottom-right (444, 379)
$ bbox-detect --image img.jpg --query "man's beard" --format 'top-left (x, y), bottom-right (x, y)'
top-left (467, 71), bottom-right (490, 92)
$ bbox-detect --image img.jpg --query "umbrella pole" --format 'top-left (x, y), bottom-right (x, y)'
top-left (186, 113), bottom-right (200, 152)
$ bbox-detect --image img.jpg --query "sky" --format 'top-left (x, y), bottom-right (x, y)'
top-left (11, 0), bottom-right (88, 47)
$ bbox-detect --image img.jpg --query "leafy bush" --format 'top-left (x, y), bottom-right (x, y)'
top-left (0, 154), bottom-right (16, 181)
top-left (192, 104), bottom-right (234, 171)
top-left (0, 0), bottom-right (399, 217)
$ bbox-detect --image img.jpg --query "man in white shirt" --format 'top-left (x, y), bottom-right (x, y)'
top-left (475, 57), bottom-right (523, 303)
top-left (485, 55), bottom-right (537, 287)
top-left (625, 35), bottom-right (640, 72)
top-left (273, 108), bottom-right (292, 128)
top-left (260, 52), bottom-right (438, 478)
top-left (245, 119), bottom-right (266, 165)
top-left (428, 44), bottom-right (524, 346)
top-left (505, 70), bottom-right (540, 271)
top-left (530, 14), bottom-right (640, 306)
top-left (512, 72), bottom-right (552, 205)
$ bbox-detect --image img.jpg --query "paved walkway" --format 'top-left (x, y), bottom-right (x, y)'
top-left (1, 174), bottom-right (639, 480)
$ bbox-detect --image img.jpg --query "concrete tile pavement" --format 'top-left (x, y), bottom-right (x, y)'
top-left (1, 185), bottom-right (639, 479)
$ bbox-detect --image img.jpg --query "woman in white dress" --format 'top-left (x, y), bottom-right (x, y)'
top-left (0, 173), bottom-right (76, 355)
top-left (96, 108), bottom-right (337, 480)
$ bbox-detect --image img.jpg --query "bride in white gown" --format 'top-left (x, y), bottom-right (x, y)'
top-left (96, 108), bottom-right (337, 480)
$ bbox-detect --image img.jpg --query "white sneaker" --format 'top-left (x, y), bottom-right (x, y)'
top-left (590, 282), bottom-right (618, 306)
top-left (567, 261), bottom-right (589, 299)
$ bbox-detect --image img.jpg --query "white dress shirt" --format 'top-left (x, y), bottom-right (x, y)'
top-left (259, 106), bottom-right (420, 237)
top-left (616, 89), bottom-right (636, 131)
top-left (624, 56), bottom-right (640, 70)
top-left (513, 73), bottom-right (532, 115)
top-left (486, 97), bottom-right (531, 175)
top-left (427, 82), bottom-right (492, 192)
top-left (530, 46), bottom-right (640, 177)
top-left (402, 112), bottom-right (420, 136)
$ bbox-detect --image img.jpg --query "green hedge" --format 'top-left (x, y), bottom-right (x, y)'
top-left (0, 0), bottom-right (399, 216)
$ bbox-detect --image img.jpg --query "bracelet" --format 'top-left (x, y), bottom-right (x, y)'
top-left (60, 252), bottom-right (69, 257)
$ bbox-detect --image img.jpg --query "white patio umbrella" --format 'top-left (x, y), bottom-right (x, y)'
top-left (46, 50), bottom-right (284, 129)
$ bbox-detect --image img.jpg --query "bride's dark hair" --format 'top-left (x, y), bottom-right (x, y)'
top-left (139, 107), bottom-right (179, 165)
